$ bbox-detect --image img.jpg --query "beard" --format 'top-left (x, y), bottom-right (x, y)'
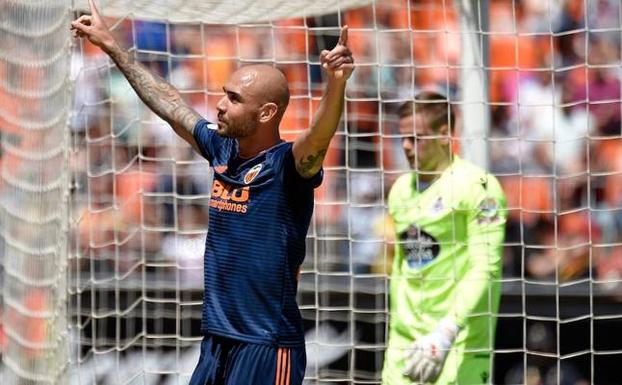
top-left (217, 112), bottom-right (258, 138)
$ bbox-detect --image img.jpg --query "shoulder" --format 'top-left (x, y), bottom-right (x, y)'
top-left (451, 157), bottom-right (506, 204)
top-left (390, 173), bottom-right (413, 194)
top-left (388, 173), bottom-right (414, 208)
top-left (193, 119), bottom-right (215, 138)
top-left (263, 141), bottom-right (293, 167)
top-left (272, 140), bottom-right (294, 156)
top-left (193, 119), bottom-right (235, 160)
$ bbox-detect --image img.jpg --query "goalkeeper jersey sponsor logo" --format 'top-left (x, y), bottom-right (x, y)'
top-left (399, 224), bottom-right (440, 269)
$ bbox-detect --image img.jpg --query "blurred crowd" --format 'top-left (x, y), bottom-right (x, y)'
top-left (56, 0), bottom-right (622, 291)
top-left (1, 0), bottom-right (622, 380)
top-left (485, 0), bottom-right (622, 288)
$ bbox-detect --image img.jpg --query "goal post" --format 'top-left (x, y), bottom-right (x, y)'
top-left (455, 0), bottom-right (490, 169)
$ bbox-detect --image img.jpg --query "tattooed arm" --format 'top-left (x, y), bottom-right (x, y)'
top-left (292, 26), bottom-right (354, 178)
top-left (71, 0), bottom-right (202, 153)
top-left (292, 82), bottom-right (345, 178)
top-left (105, 46), bottom-right (202, 152)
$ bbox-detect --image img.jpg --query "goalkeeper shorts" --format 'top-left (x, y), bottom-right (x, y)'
top-left (189, 333), bottom-right (306, 385)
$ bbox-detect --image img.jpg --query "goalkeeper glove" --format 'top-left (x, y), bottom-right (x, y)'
top-left (403, 318), bottom-right (460, 383)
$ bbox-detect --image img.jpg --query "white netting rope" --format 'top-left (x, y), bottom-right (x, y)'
top-left (72, 0), bottom-right (375, 24)
top-left (0, 1), bottom-right (72, 384)
top-left (2, 0), bottom-right (622, 384)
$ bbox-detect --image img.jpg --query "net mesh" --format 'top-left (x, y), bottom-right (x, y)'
top-left (1, 0), bottom-right (622, 384)
top-left (0, 1), bottom-right (71, 384)
top-left (71, 0), bottom-right (375, 24)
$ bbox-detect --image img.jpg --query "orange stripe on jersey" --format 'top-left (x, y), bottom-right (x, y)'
top-left (284, 349), bottom-right (291, 385)
top-left (275, 348), bottom-right (283, 385)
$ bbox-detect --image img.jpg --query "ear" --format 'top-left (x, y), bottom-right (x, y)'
top-left (438, 124), bottom-right (450, 145)
top-left (258, 102), bottom-right (278, 123)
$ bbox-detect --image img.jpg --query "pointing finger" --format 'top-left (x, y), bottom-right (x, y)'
top-left (337, 25), bottom-right (348, 46)
top-left (88, 0), bottom-right (101, 18)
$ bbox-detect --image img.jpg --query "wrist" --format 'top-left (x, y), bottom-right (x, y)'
top-left (327, 77), bottom-right (348, 89)
top-left (437, 318), bottom-right (460, 341)
top-left (101, 38), bottom-right (121, 55)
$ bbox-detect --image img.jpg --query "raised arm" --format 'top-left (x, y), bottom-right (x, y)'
top-left (292, 26), bottom-right (354, 178)
top-left (71, 0), bottom-right (202, 153)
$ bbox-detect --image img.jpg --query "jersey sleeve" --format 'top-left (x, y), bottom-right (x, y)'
top-left (387, 174), bottom-right (411, 219)
top-left (282, 144), bottom-right (323, 190)
top-left (193, 119), bottom-right (218, 162)
top-left (451, 173), bottom-right (507, 328)
top-left (387, 174), bottom-right (407, 273)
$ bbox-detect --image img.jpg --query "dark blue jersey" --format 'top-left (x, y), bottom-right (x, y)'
top-left (193, 119), bottom-right (322, 347)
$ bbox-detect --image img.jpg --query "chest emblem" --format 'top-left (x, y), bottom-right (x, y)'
top-left (430, 197), bottom-right (444, 214)
top-left (244, 163), bottom-right (263, 184)
top-left (399, 224), bottom-right (440, 269)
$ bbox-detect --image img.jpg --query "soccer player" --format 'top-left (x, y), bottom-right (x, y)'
top-left (71, 1), bottom-right (354, 384)
top-left (382, 91), bottom-right (507, 384)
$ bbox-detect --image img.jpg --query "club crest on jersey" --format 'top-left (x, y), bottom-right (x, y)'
top-left (477, 197), bottom-right (501, 224)
top-left (244, 163), bottom-right (262, 184)
top-left (430, 197), bottom-right (444, 214)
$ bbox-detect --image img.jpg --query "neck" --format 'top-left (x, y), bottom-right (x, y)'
top-left (237, 127), bottom-right (281, 158)
top-left (418, 153), bottom-right (453, 183)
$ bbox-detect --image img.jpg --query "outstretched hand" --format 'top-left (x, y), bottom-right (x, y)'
top-left (320, 26), bottom-right (354, 82)
top-left (70, 0), bottom-right (116, 51)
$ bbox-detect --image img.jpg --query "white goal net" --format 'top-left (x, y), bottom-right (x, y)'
top-left (0, 1), bottom-right (71, 384)
top-left (1, 0), bottom-right (622, 384)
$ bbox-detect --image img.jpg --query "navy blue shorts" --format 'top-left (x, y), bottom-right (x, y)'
top-left (189, 333), bottom-right (306, 385)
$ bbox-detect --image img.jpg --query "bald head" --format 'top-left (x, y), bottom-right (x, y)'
top-left (216, 64), bottom-right (291, 140)
top-left (231, 64), bottom-right (290, 114)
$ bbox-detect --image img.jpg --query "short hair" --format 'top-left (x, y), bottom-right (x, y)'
top-left (398, 91), bottom-right (454, 132)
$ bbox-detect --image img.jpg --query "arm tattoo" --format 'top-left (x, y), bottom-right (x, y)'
top-left (107, 46), bottom-right (200, 135)
top-left (297, 149), bottom-right (327, 177)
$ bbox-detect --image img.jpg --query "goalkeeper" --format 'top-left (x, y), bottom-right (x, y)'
top-left (382, 91), bottom-right (507, 385)
top-left (72, 1), bottom-right (353, 384)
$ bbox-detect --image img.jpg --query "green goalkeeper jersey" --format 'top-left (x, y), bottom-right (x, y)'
top-left (382, 156), bottom-right (507, 385)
